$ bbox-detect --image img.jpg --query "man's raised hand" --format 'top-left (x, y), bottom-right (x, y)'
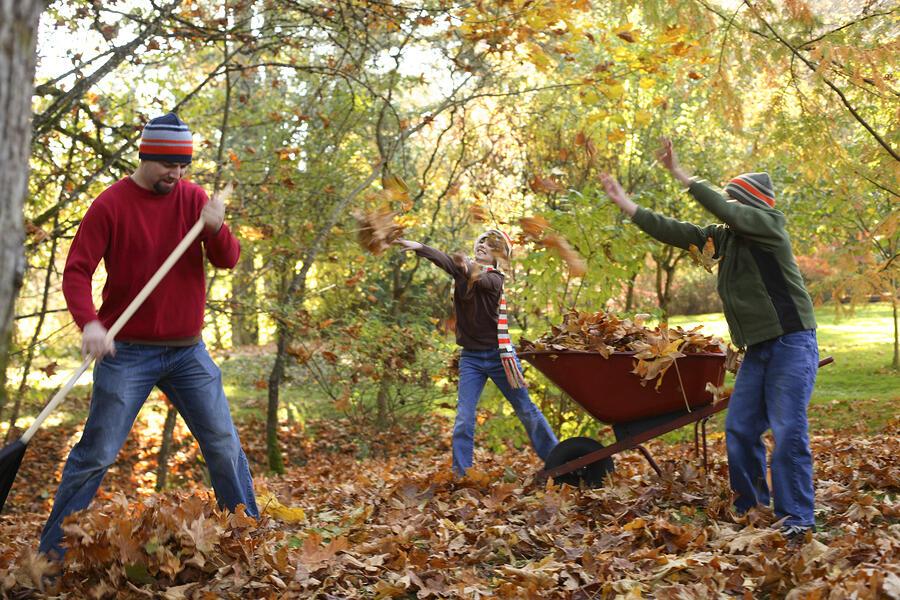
top-left (202, 182), bottom-right (232, 234)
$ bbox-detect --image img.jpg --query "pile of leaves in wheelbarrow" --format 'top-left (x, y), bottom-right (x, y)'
top-left (519, 309), bottom-right (742, 388)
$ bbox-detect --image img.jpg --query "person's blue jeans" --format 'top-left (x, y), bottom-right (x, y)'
top-left (725, 329), bottom-right (819, 528)
top-left (39, 341), bottom-right (258, 557)
top-left (453, 348), bottom-right (558, 476)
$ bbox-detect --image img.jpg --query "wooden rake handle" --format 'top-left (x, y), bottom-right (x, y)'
top-left (20, 218), bottom-right (206, 444)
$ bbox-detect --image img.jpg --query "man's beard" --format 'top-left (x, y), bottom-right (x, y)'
top-left (153, 180), bottom-right (176, 194)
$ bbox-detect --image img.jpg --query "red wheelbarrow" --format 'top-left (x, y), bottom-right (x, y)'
top-left (519, 350), bottom-right (833, 487)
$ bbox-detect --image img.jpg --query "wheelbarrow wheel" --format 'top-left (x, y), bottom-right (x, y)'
top-left (544, 437), bottom-right (614, 488)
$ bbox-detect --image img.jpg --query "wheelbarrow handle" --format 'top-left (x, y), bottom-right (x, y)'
top-left (20, 217), bottom-right (207, 445)
top-left (819, 356), bottom-right (834, 368)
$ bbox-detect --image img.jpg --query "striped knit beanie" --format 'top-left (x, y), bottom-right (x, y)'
top-left (724, 172), bottom-right (775, 208)
top-left (138, 112), bottom-right (193, 164)
top-left (474, 229), bottom-right (513, 261)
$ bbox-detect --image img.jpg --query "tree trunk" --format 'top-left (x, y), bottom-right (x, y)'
top-left (266, 326), bottom-right (287, 473)
top-left (5, 210), bottom-right (61, 439)
top-left (624, 271), bottom-right (638, 312)
top-left (892, 290), bottom-right (898, 370)
top-left (654, 258), bottom-right (671, 318)
top-left (156, 404), bottom-right (179, 491)
top-left (231, 249), bottom-right (258, 346)
top-left (0, 0), bottom-right (45, 418)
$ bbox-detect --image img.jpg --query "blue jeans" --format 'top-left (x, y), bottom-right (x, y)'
top-left (725, 329), bottom-right (819, 528)
top-left (453, 348), bottom-right (558, 476)
top-left (39, 341), bottom-right (258, 557)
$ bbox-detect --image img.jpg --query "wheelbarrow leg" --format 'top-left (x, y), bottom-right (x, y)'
top-left (693, 421), bottom-right (701, 460)
top-left (635, 444), bottom-right (662, 477)
top-left (701, 416), bottom-right (710, 470)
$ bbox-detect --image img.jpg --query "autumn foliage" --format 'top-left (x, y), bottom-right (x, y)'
top-left (1, 415), bottom-right (898, 598)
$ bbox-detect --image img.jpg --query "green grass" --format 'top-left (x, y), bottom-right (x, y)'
top-left (8, 304), bottom-right (894, 440)
top-left (669, 302), bottom-right (898, 433)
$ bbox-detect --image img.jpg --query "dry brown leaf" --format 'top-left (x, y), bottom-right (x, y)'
top-left (688, 237), bottom-right (720, 273)
top-left (519, 215), bottom-right (551, 240)
top-left (468, 204), bottom-right (488, 222)
top-left (529, 175), bottom-right (565, 194)
top-left (542, 232), bottom-right (587, 277)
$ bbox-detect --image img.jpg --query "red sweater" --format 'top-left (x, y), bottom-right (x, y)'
top-left (63, 177), bottom-right (240, 341)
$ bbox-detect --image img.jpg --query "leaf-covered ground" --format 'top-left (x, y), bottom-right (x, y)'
top-left (1, 415), bottom-right (898, 599)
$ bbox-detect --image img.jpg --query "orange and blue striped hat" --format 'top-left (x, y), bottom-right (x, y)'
top-left (725, 172), bottom-right (775, 208)
top-left (138, 112), bottom-right (193, 164)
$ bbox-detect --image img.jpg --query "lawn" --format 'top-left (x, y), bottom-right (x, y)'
top-left (669, 302), bottom-right (898, 432)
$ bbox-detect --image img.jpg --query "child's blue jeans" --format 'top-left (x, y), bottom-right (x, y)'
top-left (725, 329), bottom-right (819, 528)
top-left (453, 348), bottom-right (558, 476)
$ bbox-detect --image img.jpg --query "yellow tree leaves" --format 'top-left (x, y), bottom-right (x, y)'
top-left (455, 0), bottom-right (591, 70)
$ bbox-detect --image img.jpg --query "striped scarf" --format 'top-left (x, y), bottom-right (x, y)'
top-left (484, 265), bottom-right (527, 389)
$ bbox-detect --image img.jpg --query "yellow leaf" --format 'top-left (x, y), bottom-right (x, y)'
top-left (601, 83), bottom-right (625, 100)
top-left (526, 42), bottom-right (552, 71)
top-left (634, 110), bottom-right (653, 126)
top-left (258, 491), bottom-right (306, 523)
top-left (663, 338), bottom-right (685, 355)
top-left (639, 77), bottom-right (655, 89)
top-left (587, 109), bottom-right (608, 126)
top-left (382, 174), bottom-right (410, 202)
top-left (607, 128), bottom-right (626, 143)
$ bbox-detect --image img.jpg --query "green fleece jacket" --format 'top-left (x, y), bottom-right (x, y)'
top-left (631, 179), bottom-right (816, 348)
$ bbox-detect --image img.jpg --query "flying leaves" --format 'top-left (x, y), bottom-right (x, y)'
top-left (519, 216), bottom-right (587, 277)
top-left (353, 209), bottom-right (405, 255)
top-left (528, 174), bottom-right (565, 194)
top-left (468, 204), bottom-right (488, 223)
top-left (381, 174), bottom-right (410, 204)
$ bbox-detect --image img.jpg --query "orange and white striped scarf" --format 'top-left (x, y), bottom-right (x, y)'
top-left (485, 265), bottom-right (527, 389)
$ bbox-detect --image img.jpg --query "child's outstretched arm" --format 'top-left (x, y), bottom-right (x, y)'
top-left (656, 137), bottom-right (783, 243)
top-left (599, 173), bottom-right (715, 251)
top-left (394, 239), bottom-right (466, 277)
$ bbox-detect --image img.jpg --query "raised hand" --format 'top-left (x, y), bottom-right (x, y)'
top-left (599, 173), bottom-right (638, 217)
top-left (202, 183), bottom-right (233, 234)
top-left (654, 137), bottom-right (693, 186)
top-left (393, 239), bottom-right (423, 252)
top-left (655, 137), bottom-right (677, 171)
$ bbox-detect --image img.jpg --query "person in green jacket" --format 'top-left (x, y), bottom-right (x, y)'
top-left (599, 138), bottom-right (819, 538)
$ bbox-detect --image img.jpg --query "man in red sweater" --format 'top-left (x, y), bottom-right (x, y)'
top-left (39, 113), bottom-right (258, 558)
